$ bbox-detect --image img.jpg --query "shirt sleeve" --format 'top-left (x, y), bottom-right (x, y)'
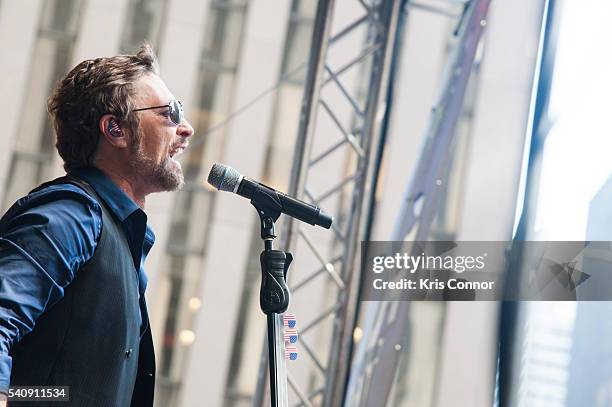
top-left (0, 185), bottom-right (102, 393)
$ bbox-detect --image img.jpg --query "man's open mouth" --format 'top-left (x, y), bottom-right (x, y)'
top-left (169, 144), bottom-right (188, 159)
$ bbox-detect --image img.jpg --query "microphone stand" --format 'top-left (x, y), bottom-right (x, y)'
top-left (251, 189), bottom-right (293, 407)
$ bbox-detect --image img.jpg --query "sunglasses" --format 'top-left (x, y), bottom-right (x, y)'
top-left (133, 99), bottom-right (184, 125)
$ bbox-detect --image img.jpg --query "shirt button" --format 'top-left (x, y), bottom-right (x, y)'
top-left (125, 348), bottom-right (133, 359)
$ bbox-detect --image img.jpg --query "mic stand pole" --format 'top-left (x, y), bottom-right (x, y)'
top-left (252, 194), bottom-right (293, 407)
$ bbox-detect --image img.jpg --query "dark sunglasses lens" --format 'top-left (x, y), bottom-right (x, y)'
top-left (170, 100), bottom-right (183, 124)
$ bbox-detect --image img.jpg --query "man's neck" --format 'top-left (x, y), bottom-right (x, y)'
top-left (93, 164), bottom-right (146, 209)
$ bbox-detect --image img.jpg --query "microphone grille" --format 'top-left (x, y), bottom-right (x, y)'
top-left (207, 163), bottom-right (242, 192)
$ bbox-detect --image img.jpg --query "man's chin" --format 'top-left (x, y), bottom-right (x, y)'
top-left (149, 163), bottom-right (184, 192)
top-left (170, 174), bottom-right (185, 191)
top-left (159, 171), bottom-right (184, 192)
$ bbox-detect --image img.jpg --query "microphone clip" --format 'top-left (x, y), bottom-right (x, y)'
top-left (252, 194), bottom-right (292, 314)
top-left (251, 187), bottom-right (282, 240)
top-left (260, 249), bottom-right (292, 314)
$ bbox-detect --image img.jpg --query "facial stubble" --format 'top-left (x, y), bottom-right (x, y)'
top-left (129, 132), bottom-right (184, 192)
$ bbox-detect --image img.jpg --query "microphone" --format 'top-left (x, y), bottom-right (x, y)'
top-left (207, 163), bottom-right (333, 229)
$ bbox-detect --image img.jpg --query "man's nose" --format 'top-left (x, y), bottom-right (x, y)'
top-left (178, 119), bottom-right (195, 138)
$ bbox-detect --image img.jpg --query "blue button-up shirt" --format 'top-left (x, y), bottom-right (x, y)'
top-left (0, 166), bottom-right (155, 394)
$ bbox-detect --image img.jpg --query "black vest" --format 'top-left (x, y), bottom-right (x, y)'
top-left (10, 176), bottom-right (155, 406)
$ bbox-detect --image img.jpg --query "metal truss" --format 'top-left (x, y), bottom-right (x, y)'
top-left (345, 0), bottom-right (492, 406)
top-left (255, 0), bottom-right (491, 405)
top-left (253, 0), bottom-right (403, 406)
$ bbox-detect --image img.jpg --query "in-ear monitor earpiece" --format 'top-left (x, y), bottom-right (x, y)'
top-left (108, 120), bottom-right (122, 137)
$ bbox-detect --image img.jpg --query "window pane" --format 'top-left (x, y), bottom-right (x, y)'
top-left (120, 0), bottom-right (168, 53)
top-left (153, 1), bottom-right (250, 405)
top-left (504, 1), bottom-right (612, 405)
top-left (2, 0), bottom-right (83, 210)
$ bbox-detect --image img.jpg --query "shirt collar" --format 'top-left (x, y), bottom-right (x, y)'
top-left (70, 166), bottom-right (142, 222)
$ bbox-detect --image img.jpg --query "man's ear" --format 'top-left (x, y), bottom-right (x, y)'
top-left (99, 114), bottom-right (129, 148)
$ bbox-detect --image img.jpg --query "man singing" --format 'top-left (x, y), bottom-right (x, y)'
top-left (0, 44), bottom-right (193, 406)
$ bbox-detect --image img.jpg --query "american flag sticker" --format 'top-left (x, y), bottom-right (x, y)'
top-left (283, 313), bottom-right (297, 328)
top-left (283, 328), bottom-right (298, 343)
top-left (285, 345), bottom-right (298, 360)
